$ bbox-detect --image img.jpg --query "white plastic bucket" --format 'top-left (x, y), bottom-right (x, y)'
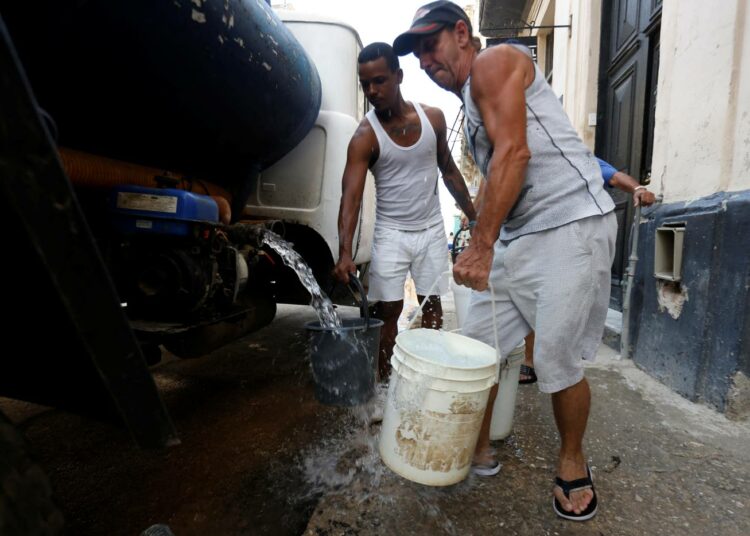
top-left (378, 329), bottom-right (498, 486)
top-left (450, 278), bottom-right (472, 329)
top-left (489, 342), bottom-right (526, 440)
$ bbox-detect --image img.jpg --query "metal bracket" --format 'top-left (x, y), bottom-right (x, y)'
top-left (482, 17), bottom-right (572, 36)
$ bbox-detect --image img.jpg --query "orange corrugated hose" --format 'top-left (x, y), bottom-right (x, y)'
top-left (59, 147), bottom-right (232, 224)
top-left (210, 196), bottom-right (232, 225)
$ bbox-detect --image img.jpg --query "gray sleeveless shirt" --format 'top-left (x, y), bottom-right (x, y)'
top-left (462, 45), bottom-right (614, 241)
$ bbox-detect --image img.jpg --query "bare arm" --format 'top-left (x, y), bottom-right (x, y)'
top-left (474, 178), bottom-right (486, 214)
top-left (426, 106), bottom-right (476, 221)
top-left (461, 177), bottom-right (485, 227)
top-left (453, 46), bottom-right (532, 290)
top-left (609, 171), bottom-right (656, 206)
top-left (334, 122), bottom-right (376, 284)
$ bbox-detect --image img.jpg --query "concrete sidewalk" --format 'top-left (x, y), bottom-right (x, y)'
top-left (304, 292), bottom-right (750, 536)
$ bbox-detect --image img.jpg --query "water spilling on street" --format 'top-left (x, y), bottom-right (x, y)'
top-left (259, 232), bottom-right (492, 527)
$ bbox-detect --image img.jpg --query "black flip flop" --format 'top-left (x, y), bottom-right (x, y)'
top-left (519, 364), bottom-right (537, 384)
top-left (552, 465), bottom-right (598, 521)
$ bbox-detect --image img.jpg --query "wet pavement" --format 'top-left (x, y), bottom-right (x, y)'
top-left (2, 299), bottom-right (750, 535)
top-left (306, 347), bottom-right (750, 535)
top-left (2, 305), bottom-right (347, 536)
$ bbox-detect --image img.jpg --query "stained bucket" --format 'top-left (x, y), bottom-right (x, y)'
top-left (305, 275), bottom-right (383, 406)
top-left (489, 342), bottom-right (525, 440)
top-left (378, 329), bottom-right (498, 486)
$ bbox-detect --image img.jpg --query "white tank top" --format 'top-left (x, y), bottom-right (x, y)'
top-left (366, 102), bottom-right (444, 231)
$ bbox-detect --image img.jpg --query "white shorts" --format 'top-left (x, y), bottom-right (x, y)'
top-left (462, 213), bottom-right (617, 394)
top-left (368, 223), bottom-right (449, 302)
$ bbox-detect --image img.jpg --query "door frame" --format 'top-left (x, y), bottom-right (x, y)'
top-left (595, 0), bottom-right (662, 309)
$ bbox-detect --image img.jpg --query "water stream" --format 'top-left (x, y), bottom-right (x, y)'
top-left (262, 230), bottom-right (341, 328)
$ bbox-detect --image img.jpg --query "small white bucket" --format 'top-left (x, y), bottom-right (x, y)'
top-left (378, 329), bottom-right (498, 486)
top-left (489, 342), bottom-right (526, 440)
top-left (450, 278), bottom-right (472, 329)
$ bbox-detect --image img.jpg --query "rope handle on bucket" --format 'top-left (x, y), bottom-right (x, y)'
top-left (407, 272), bottom-right (505, 383)
top-left (406, 271), bottom-right (448, 331)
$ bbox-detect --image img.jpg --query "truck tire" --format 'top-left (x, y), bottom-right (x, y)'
top-left (0, 410), bottom-right (64, 536)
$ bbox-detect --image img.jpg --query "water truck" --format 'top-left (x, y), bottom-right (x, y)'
top-left (0, 1), bottom-right (374, 531)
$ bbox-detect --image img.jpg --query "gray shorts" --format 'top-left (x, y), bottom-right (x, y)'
top-left (462, 213), bottom-right (617, 393)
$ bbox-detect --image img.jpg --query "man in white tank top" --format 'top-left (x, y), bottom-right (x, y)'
top-left (334, 42), bottom-right (476, 382)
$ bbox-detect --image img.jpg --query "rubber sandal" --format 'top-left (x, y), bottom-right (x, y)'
top-left (552, 465), bottom-right (598, 521)
top-left (519, 364), bottom-right (537, 384)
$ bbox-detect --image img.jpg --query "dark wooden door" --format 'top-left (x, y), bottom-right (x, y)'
top-left (596, 0), bottom-right (661, 309)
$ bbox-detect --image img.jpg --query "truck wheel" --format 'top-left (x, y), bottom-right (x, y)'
top-left (0, 410), bottom-right (64, 535)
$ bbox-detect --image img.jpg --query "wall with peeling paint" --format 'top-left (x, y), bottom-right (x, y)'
top-left (651, 0), bottom-right (750, 203)
top-left (625, 0), bottom-right (750, 417)
top-left (628, 191), bottom-right (750, 415)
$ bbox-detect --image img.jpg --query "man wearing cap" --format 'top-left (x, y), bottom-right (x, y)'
top-left (334, 42), bottom-right (476, 381)
top-left (394, 1), bottom-right (616, 522)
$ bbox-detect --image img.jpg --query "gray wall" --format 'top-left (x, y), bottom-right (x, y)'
top-left (628, 190), bottom-right (750, 417)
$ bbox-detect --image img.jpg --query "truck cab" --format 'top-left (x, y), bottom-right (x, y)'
top-left (246, 11), bottom-right (375, 305)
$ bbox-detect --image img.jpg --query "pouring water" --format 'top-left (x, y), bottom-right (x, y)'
top-left (262, 230), bottom-right (341, 328)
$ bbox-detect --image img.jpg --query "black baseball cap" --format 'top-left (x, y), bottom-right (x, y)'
top-left (393, 1), bottom-right (472, 56)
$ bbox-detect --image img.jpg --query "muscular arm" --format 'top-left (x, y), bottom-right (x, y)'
top-left (334, 122), bottom-right (377, 284)
top-left (473, 177), bottom-right (486, 213)
top-left (426, 106), bottom-right (476, 221)
top-left (453, 46), bottom-right (533, 290)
